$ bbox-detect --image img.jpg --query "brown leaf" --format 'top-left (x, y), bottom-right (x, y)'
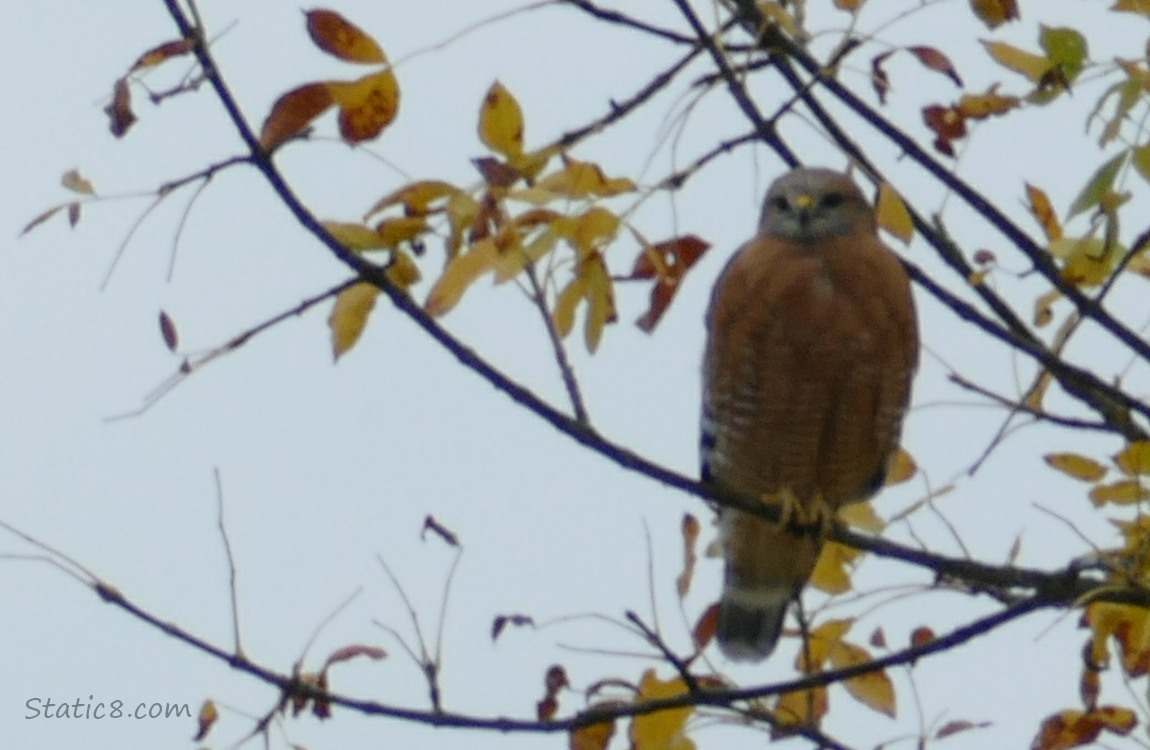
top-left (632, 234), bottom-right (709, 333)
top-left (130, 38), bottom-right (194, 71)
top-left (61, 168), bottom-right (96, 196)
top-left (907, 46), bottom-right (963, 87)
top-left (421, 515), bottom-right (460, 546)
top-left (936, 719), bottom-right (990, 739)
top-left (922, 104), bottom-right (965, 156)
top-left (871, 50), bottom-right (895, 104)
top-left (693, 603), bottom-right (720, 651)
top-left (970, 0), bottom-right (1020, 29)
top-left (491, 614), bottom-right (535, 641)
top-left (305, 9), bottom-right (386, 63)
top-left (260, 82), bottom-right (334, 150)
top-left (159, 310), bottom-right (179, 352)
top-left (472, 156), bottom-right (520, 188)
top-left (545, 665), bottom-right (570, 694)
top-left (537, 696), bottom-right (559, 722)
top-left (675, 513), bottom-right (700, 598)
top-left (105, 77), bottom-right (136, 138)
top-left (330, 68), bottom-right (401, 143)
top-left (323, 644), bottom-right (387, 670)
top-left (67, 202), bottom-right (81, 228)
top-left (1031, 707), bottom-right (1136, 750)
top-left (21, 204), bottom-right (69, 236)
top-left (193, 699), bottom-right (218, 742)
top-left (910, 626), bottom-right (935, 648)
top-left (870, 627), bottom-right (887, 649)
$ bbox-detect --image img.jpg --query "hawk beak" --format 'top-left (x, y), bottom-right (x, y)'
top-left (793, 193), bottom-right (815, 227)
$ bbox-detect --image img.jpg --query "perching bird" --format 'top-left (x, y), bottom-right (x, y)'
top-left (701, 167), bottom-right (918, 661)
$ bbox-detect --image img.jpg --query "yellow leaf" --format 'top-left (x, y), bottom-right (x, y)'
top-left (970, 0), bottom-right (1019, 28)
top-left (956, 89), bottom-right (1020, 118)
top-left (425, 238), bottom-right (499, 316)
top-left (876, 183), bottom-right (914, 243)
top-left (810, 542), bottom-right (860, 594)
top-left (365, 180), bottom-right (463, 221)
top-left (61, 169), bottom-right (95, 196)
top-left (386, 249), bottom-right (421, 290)
top-left (260, 82), bottom-right (334, 150)
top-left (570, 719), bottom-right (615, 750)
top-left (552, 276), bottom-right (587, 339)
top-left (570, 207), bottom-right (621, 254)
top-left (805, 618), bottom-right (854, 669)
top-left (1033, 288), bottom-right (1061, 327)
top-left (324, 221), bottom-right (390, 251)
top-left (306, 9), bottom-right (386, 64)
top-left (535, 158), bottom-right (636, 199)
top-left (1044, 453), bottom-right (1108, 482)
top-left (329, 282), bottom-right (380, 361)
top-left (1051, 237), bottom-right (1121, 287)
top-left (193, 699), bottom-right (218, 742)
top-left (884, 447), bottom-right (917, 486)
top-left (1089, 479), bottom-right (1150, 506)
top-left (329, 68), bottom-right (401, 143)
top-left (1025, 183), bottom-right (1062, 241)
top-left (376, 216), bottom-right (429, 248)
top-left (760, 2), bottom-right (801, 37)
top-left (829, 640), bottom-right (897, 717)
top-left (629, 671), bottom-right (695, 750)
top-left (479, 82), bottom-right (524, 159)
top-left (981, 40), bottom-right (1049, 82)
top-left (838, 501), bottom-right (885, 533)
top-left (583, 255), bottom-right (616, 353)
top-left (772, 686), bottom-right (828, 734)
top-left (1115, 441), bottom-right (1150, 475)
top-left (1113, 0), bottom-right (1150, 16)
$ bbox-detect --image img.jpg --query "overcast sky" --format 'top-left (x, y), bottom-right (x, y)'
top-left (4, 2), bottom-right (1150, 749)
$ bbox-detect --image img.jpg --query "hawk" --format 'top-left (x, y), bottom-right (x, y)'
top-left (701, 167), bottom-right (918, 661)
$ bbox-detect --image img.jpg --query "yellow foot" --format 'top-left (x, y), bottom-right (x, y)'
top-left (760, 490), bottom-right (834, 538)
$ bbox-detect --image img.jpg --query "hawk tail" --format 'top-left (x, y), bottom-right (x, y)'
top-left (717, 587), bottom-right (789, 662)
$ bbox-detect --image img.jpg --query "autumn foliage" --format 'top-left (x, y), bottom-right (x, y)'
top-left (19, 1), bottom-right (1150, 749)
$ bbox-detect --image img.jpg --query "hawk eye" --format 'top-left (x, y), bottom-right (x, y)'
top-left (771, 195), bottom-right (789, 211)
top-left (820, 192), bottom-right (845, 209)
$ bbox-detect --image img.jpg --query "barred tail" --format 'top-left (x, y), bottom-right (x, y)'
top-left (717, 586), bottom-right (789, 661)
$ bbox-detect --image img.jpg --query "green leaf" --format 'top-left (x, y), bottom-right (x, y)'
top-left (1040, 26), bottom-right (1088, 83)
top-left (1068, 152), bottom-right (1127, 217)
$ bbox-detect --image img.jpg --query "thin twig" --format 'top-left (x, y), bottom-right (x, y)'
top-left (213, 468), bottom-right (244, 657)
top-left (524, 263), bottom-right (589, 422)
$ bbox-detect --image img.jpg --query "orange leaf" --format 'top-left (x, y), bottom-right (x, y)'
top-left (1031, 707), bottom-right (1136, 750)
top-left (479, 82), bottom-right (524, 159)
top-left (693, 603), bottom-right (720, 651)
top-left (1026, 183), bottom-right (1063, 242)
top-left (910, 626), bottom-right (935, 648)
top-left (193, 700), bottom-right (218, 742)
top-left (260, 82), bottom-right (334, 150)
top-left (676, 513), bottom-right (700, 598)
top-left (306, 9), bottom-right (386, 63)
top-left (329, 69), bottom-right (401, 143)
top-left (1044, 452), bottom-right (1107, 482)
